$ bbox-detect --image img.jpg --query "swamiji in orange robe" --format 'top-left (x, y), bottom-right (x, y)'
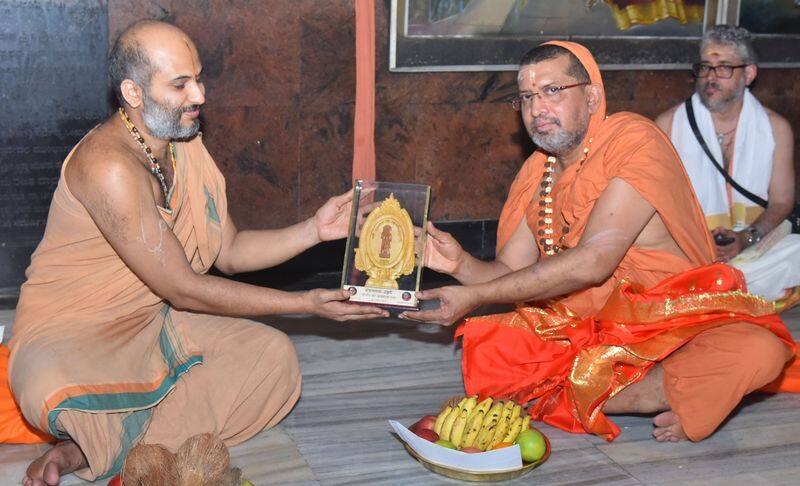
top-left (404, 41), bottom-right (797, 442)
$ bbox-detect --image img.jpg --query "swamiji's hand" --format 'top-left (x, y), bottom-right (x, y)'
top-left (306, 288), bottom-right (388, 321)
top-left (424, 222), bottom-right (465, 275)
top-left (399, 286), bottom-right (479, 326)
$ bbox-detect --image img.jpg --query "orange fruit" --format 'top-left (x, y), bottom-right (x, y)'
top-left (490, 442), bottom-right (513, 450)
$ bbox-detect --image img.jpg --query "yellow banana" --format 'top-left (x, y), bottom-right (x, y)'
top-left (462, 411), bottom-right (485, 448)
top-left (499, 400), bottom-right (516, 424)
top-left (460, 395), bottom-right (478, 416)
top-left (488, 417), bottom-right (511, 449)
top-left (511, 404), bottom-right (522, 421)
top-left (502, 416), bottom-right (523, 443)
top-left (468, 396), bottom-right (493, 423)
top-left (454, 396), bottom-right (468, 411)
top-left (476, 418), bottom-right (498, 450)
top-left (434, 406), bottom-right (452, 435)
top-left (449, 408), bottom-right (470, 448)
top-left (482, 402), bottom-right (504, 428)
top-left (440, 406), bottom-right (460, 441)
top-left (520, 416), bottom-right (531, 435)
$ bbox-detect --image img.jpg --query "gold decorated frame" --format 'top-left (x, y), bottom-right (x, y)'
top-left (390, 0), bottom-right (800, 71)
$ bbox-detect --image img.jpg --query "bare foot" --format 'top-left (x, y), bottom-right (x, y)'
top-left (23, 440), bottom-right (88, 486)
top-left (604, 364), bottom-right (669, 414)
top-left (652, 410), bottom-right (688, 442)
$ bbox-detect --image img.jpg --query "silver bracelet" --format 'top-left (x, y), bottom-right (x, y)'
top-left (743, 226), bottom-right (762, 247)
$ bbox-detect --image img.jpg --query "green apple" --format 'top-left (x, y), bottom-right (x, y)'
top-left (434, 439), bottom-right (457, 450)
top-left (515, 429), bottom-right (546, 462)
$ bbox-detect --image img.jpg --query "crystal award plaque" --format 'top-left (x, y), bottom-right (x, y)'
top-left (341, 180), bottom-right (431, 310)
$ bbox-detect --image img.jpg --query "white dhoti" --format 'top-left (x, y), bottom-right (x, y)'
top-left (730, 222), bottom-right (800, 301)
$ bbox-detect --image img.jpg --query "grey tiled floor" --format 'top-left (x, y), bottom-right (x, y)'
top-left (1, 307), bottom-right (799, 485)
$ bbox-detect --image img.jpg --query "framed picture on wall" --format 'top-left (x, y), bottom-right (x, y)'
top-left (389, 0), bottom-right (800, 71)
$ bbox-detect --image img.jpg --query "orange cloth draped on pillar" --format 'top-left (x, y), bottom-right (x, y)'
top-left (456, 41), bottom-right (798, 442)
top-left (0, 344), bottom-right (53, 443)
top-left (353, 0), bottom-right (376, 182)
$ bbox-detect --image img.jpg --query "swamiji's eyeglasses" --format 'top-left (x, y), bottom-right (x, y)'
top-left (511, 82), bottom-right (589, 111)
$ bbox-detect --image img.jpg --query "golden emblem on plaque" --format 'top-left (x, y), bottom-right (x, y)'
top-left (354, 194), bottom-right (416, 289)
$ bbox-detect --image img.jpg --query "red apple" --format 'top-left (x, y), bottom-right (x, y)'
top-left (459, 447), bottom-right (483, 454)
top-left (413, 428), bottom-right (440, 442)
top-left (410, 415), bottom-right (438, 433)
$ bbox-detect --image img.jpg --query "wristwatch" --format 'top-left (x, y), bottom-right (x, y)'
top-left (742, 226), bottom-right (762, 247)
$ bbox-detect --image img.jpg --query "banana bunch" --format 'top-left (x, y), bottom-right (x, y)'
top-left (433, 395), bottom-right (530, 451)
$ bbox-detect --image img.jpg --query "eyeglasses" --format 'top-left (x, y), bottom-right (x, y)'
top-left (691, 63), bottom-right (748, 79)
top-left (511, 82), bottom-right (589, 111)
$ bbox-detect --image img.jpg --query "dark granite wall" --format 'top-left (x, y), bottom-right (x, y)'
top-left (111, 1), bottom-right (799, 231)
top-left (0, 1), bottom-right (108, 291)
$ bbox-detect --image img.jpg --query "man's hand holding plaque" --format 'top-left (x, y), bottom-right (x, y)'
top-left (313, 188), bottom-right (376, 242)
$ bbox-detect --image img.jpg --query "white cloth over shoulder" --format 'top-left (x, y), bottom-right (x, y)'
top-left (671, 90), bottom-right (773, 230)
top-left (671, 91), bottom-right (800, 301)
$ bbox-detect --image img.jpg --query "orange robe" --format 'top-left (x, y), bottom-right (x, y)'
top-left (456, 41), bottom-right (796, 441)
top-left (0, 344), bottom-right (53, 444)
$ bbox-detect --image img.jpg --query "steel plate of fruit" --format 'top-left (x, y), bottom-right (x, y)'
top-left (404, 395), bottom-right (551, 481)
top-left (404, 437), bottom-right (549, 482)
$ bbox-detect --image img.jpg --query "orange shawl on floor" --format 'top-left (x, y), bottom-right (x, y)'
top-left (0, 344), bottom-right (52, 443)
top-left (456, 41), bottom-right (798, 441)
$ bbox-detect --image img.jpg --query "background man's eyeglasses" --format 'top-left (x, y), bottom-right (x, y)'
top-left (511, 82), bottom-right (589, 111)
top-left (692, 63), bottom-right (748, 79)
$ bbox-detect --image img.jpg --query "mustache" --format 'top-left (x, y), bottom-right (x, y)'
top-left (701, 81), bottom-right (721, 91)
top-left (181, 105), bottom-right (201, 113)
top-left (531, 116), bottom-right (561, 131)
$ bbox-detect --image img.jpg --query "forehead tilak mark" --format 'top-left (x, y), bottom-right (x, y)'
top-left (517, 67), bottom-right (534, 83)
top-left (181, 39), bottom-right (201, 72)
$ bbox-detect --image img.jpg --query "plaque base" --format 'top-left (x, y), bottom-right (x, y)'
top-left (345, 285), bottom-right (418, 309)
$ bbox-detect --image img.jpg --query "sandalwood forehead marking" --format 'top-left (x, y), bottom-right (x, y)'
top-left (517, 66), bottom-right (534, 84)
top-left (182, 39), bottom-right (200, 73)
top-left (702, 44), bottom-right (741, 63)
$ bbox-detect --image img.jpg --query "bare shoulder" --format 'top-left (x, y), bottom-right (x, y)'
top-left (65, 123), bottom-right (147, 202)
top-left (653, 104), bottom-right (680, 135)
top-left (65, 124), bottom-right (156, 242)
top-left (763, 106), bottom-right (794, 141)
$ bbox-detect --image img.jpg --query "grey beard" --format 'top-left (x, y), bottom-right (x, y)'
top-left (141, 94), bottom-right (199, 141)
top-left (697, 78), bottom-right (745, 113)
top-left (529, 118), bottom-right (588, 157)
top-left (531, 129), bottom-right (585, 156)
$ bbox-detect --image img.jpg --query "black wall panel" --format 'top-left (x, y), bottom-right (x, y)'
top-left (0, 0), bottom-right (108, 291)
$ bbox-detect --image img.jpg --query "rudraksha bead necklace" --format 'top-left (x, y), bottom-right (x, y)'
top-left (118, 107), bottom-right (176, 210)
top-left (537, 139), bottom-right (592, 255)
